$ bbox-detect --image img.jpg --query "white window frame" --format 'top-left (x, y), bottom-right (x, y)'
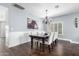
top-left (47, 21), bottom-right (63, 35)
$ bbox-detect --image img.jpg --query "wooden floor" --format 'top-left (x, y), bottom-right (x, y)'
top-left (0, 38), bottom-right (79, 56)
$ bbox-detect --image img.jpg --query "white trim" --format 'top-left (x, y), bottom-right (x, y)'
top-left (58, 38), bottom-right (71, 42)
top-left (70, 40), bottom-right (79, 44)
top-left (58, 38), bottom-right (79, 44)
top-left (8, 40), bottom-right (31, 48)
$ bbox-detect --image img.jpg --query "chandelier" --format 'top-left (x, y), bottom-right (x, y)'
top-left (43, 9), bottom-right (50, 24)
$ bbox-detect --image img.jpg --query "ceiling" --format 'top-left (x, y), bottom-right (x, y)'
top-left (17, 3), bottom-right (79, 18)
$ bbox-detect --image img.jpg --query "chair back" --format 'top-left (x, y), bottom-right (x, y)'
top-left (48, 32), bottom-right (55, 45)
top-left (53, 32), bottom-right (58, 41)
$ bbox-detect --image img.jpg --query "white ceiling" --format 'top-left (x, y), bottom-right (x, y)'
top-left (18, 3), bottom-right (79, 18)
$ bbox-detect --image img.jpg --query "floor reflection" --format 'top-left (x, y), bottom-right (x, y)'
top-left (56, 43), bottom-right (63, 56)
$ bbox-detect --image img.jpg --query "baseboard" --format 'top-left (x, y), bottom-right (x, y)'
top-left (58, 38), bottom-right (71, 42)
top-left (70, 40), bottom-right (79, 44)
top-left (8, 40), bottom-right (31, 48)
top-left (58, 38), bottom-right (79, 44)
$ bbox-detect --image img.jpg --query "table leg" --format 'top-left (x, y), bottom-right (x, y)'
top-left (31, 37), bottom-right (33, 49)
top-left (42, 39), bottom-right (45, 52)
top-left (36, 41), bottom-right (38, 48)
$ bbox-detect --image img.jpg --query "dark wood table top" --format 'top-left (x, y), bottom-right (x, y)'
top-left (29, 35), bottom-right (49, 40)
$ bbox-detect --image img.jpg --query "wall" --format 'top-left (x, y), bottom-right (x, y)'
top-left (0, 3), bottom-right (43, 32)
top-left (48, 13), bottom-right (79, 43)
top-left (0, 3), bottom-right (44, 47)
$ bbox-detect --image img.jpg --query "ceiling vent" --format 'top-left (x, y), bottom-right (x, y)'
top-left (55, 5), bottom-right (59, 8)
top-left (13, 4), bottom-right (25, 10)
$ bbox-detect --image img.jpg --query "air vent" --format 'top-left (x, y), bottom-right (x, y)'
top-left (55, 5), bottom-right (59, 8)
top-left (13, 4), bottom-right (25, 10)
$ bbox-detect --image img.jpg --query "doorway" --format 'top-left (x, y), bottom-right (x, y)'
top-left (0, 5), bottom-right (8, 53)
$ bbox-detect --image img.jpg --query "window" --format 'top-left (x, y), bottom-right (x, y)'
top-left (47, 22), bottom-right (63, 35)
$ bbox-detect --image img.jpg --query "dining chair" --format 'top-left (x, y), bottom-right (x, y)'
top-left (52, 32), bottom-right (58, 45)
top-left (39, 32), bottom-right (55, 53)
top-left (40, 32), bottom-right (59, 53)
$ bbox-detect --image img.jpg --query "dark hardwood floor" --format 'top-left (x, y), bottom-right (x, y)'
top-left (0, 38), bottom-right (79, 56)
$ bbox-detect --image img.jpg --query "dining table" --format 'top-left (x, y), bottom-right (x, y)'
top-left (29, 34), bottom-right (49, 52)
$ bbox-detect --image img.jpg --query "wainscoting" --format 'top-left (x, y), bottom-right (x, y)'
top-left (7, 32), bottom-right (79, 48)
top-left (7, 31), bottom-right (45, 48)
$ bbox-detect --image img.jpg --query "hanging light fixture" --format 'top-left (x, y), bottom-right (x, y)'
top-left (43, 9), bottom-right (50, 24)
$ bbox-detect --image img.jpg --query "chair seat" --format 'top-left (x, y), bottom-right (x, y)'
top-left (40, 40), bottom-right (49, 45)
top-left (35, 39), bottom-right (50, 45)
